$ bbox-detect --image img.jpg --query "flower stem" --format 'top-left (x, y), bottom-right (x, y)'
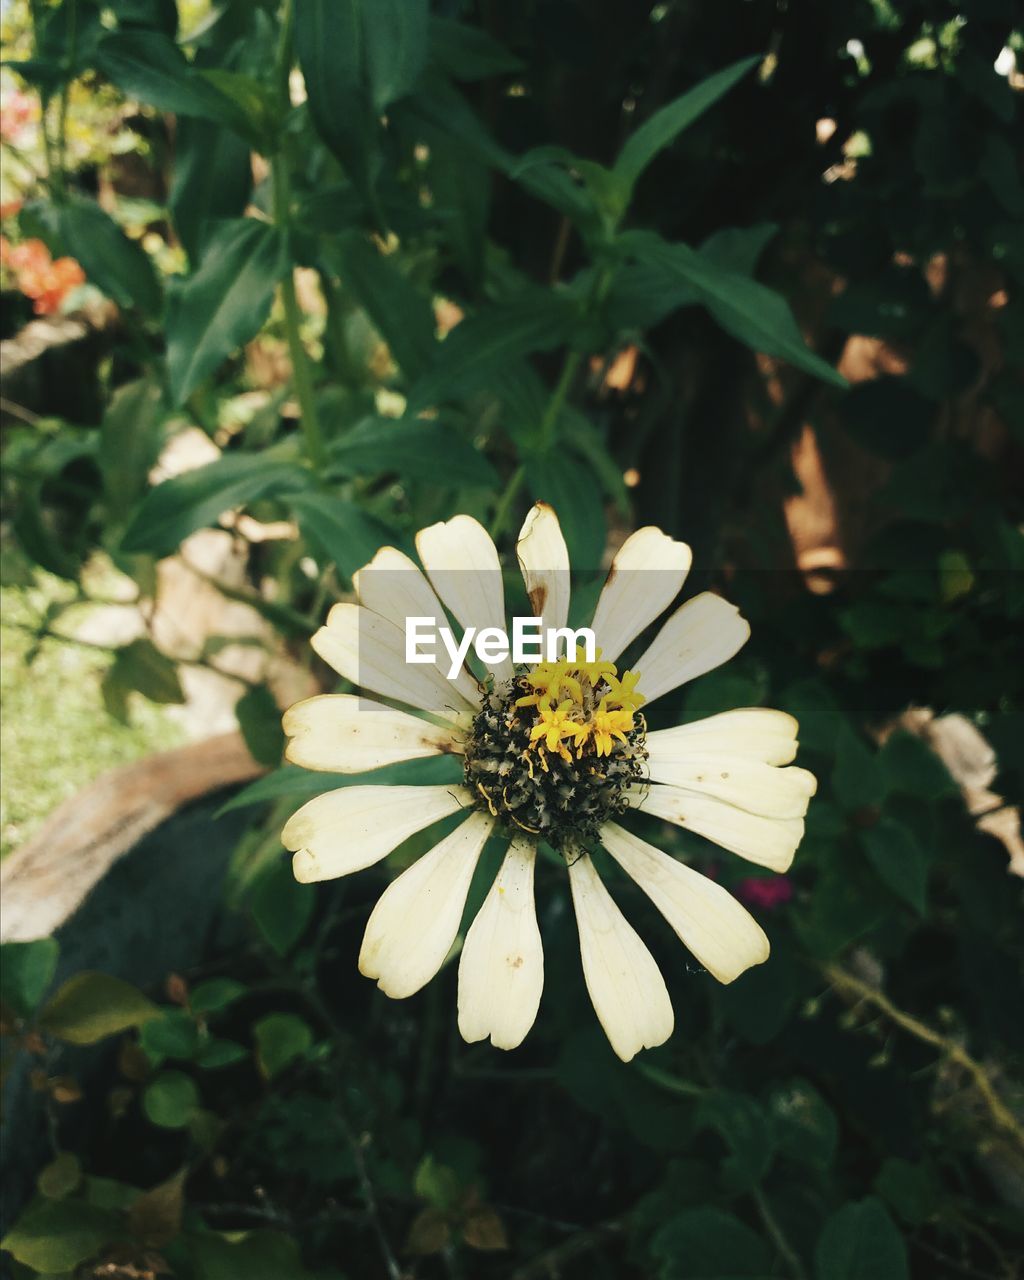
top-left (489, 463), bottom-right (526, 541)
top-left (271, 0), bottom-right (327, 476)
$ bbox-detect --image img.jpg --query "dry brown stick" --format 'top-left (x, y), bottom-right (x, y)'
top-left (825, 964), bottom-right (1024, 1154)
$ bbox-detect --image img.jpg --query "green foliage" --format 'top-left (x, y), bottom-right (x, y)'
top-left (1, 0), bottom-right (1021, 1277)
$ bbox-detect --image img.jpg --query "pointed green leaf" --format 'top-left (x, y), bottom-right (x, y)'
top-left (165, 220), bottom-right (289, 405)
top-left (120, 452), bottom-right (310, 556)
top-left (58, 197), bottom-right (161, 315)
top-left (623, 232), bottom-right (847, 388)
top-left (615, 55), bottom-right (760, 190)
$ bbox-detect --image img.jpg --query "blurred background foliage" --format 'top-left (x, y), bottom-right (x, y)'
top-left (1, 0), bottom-right (1022, 1277)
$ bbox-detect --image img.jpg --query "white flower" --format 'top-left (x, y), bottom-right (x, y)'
top-left (281, 505), bottom-right (816, 1061)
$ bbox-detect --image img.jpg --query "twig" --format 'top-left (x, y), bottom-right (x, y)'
top-left (751, 1186), bottom-right (807, 1280)
top-left (825, 964), bottom-right (1024, 1154)
top-left (509, 1217), bottom-right (625, 1280)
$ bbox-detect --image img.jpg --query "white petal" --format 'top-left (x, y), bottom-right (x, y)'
top-left (283, 784), bottom-right (471, 883)
top-left (415, 515), bottom-right (513, 682)
top-left (646, 708), bottom-right (799, 766)
top-left (312, 602), bottom-right (476, 725)
top-left (589, 527), bottom-right (692, 663)
top-left (645, 754), bottom-right (817, 819)
top-left (634, 592), bottom-right (750, 706)
top-left (353, 545), bottom-right (482, 709)
top-left (458, 839), bottom-right (543, 1050)
top-left (633, 784), bottom-right (804, 872)
top-left (516, 502), bottom-right (570, 639)
top-left (601, 823), bottom-right (769, 983)
top-left (359, 811), bottom-right (495, 998)
top-left (567, 853), bottom-right (673, 1062)
top-left (283, 694), bottom-right (463, 773)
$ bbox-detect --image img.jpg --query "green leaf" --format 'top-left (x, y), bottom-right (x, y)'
top-left (38, 1152), bottom-right (83, 1200)
top-left (815, 1198), bottom-right (908, 1280)
top-left (694, 1090), bottom-right (776, 1192)
top-left (235, 684), bottom-right (285, 767)
top-left (254, 1012), bottom-right (314, 1079)
top-left (428, 16), bottom-right (523, 81)
top-left (603, 222), bottom-right (777, 331)
top-left (95, 30), bottom-right (247, 132)
top-left (335, 236), bottom-right (437, 380)
top-left (195, 1038), bottom-right (249, 1069)
top-left (874, 1158), bottom-right (941, 1226)
top-left (58, 197), bottom-right (161, 315)
top-left (169, 117), bottom-right (253, 263)
top-left (879, 731), bottom-right (956, 801)
top-left (652, 1206), bottom-right (772, 1279)
top-left (38, 971), bottom-right (159, 1044)
top-left (289, 490), bottom-right (398, 582)
top-left (165, 220), bottom-right (290, 405)
top-left (190, 978), bottom-right (247, 1015)
top-left (218, 756), bottom-right (462, 815)
top-left (98, 379), bottom-right (168, 522)
top-left (189, 1229), bottom-right (322, 1280)
top-left (104, 639), bottom-right (185, 714)
top-left (250, 858), bottom-right (315, 957)
top-left (860, 820), bottom-right (928, 914)
top-left (294, 0), bottom-right (376, 199)
top-left (120, 452), bottom-right (310, 557)
top-left (406, 292), bottom-right (576, 412)
top-left (364, 0), bottom-right (429, 110)
top-left (141, 1009), bottom-right (201, 1062)
top-left (768, 1079), bottom-right (839, 1171)
top-left (622, 233), bottom-right (847, 388)
top-left (0, 1197), bottom-right (121, 1273)
top-left (1, 938), bottom-right (59, 1017)
top-left (832, 724), bottom-right (883, 812)
top-left (615, 56), bottom-right (760, 191)
top-left (328, 417), bottom-right (498, 488)
top-left (143, 1070), bottom-right (201, 1129)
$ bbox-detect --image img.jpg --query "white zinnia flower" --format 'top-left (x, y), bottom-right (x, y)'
top-left (281, 505), bottom-right (816, 1061)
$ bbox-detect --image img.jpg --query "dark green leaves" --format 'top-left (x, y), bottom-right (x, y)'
top-left (860, 820), bottom-right (928, 914)
top-left (615, 56), bottom-right (761, 191)
top-left (289, 491), bottom-right (397, 581)
top-left (328, 417), bottom-right (498, 487)
top-left (95, 31), bottom-right (254, 137)
top-left (102, 639), bottom-right (185, 720)
top-left (622, 233), bottom-right (847, 388)
top-left (1, 938), bottom-right (59, 1017)
top-left (169, 118), bottom-right (253, 264)
top-left (0, 1198), bottom-right (122, 1274)
top-left (335, 236), bottom-right (437, 380)
top-left (120, 452), bottom-right (310, 557)
top-left (652, 1207), bottom-right (772, 1279)
top-left (364, 0), bottom-right (429, 112)
top-left (295, 0), bottom-right (427, 202)
top-left (254, 1012), bottom-right (314, 1079)
top-left (406, 292), bottom-right (576, 412)
top-left (165, 220), bottom-right (290, 405)
top-left (58, 198), bottom-right (162, 315)
top-left (250, 859), bottom-right (315, 957)
top-left (815, 1199), bottom-right (909, 1280)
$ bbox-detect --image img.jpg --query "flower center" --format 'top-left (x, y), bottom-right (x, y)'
top-left (463, 648), bottom-right (648, 849)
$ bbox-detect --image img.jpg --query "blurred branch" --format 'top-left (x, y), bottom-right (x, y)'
top-left (825, 964), bottom-right (1024, 1155)
top-left (509, 1217), bottom-right (626, 1280)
